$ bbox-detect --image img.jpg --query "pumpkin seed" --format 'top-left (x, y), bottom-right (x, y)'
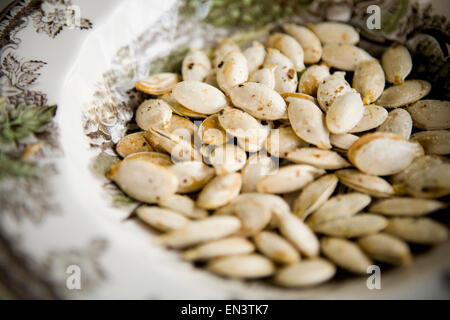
top-left (182, 237), bottom-right (255, 261)
top-left (241, 153), bottom-right (276, 193)
top-left (349, 104), bottom-right (388, 133)
top-left (266, 125), bottom-right (309, 158)
top-left (326, 91), bottom-right (365, 134)
top-left (384, 217), bottom-right (448, 245)
top-left (158, 216), bottom-right (241, 249)
top-left (135, 99), bottom-right (172, 130)
top-left (264, 48), bottom-right (298, 93)
top-left (320, 237), bottom-right (372, 275)
top-left (160, 93), bottom-right (208, 118)
top-left (377, 108), bottom-right (412, 139)
top-left (249, 64), bottom-right (276, 90)
top-left (107, 157), bottom-right (178, 203)
top-left (182, 49), bottom-right (212, 82)
top-left (243, 41), bottom-right (266, 74)
top-left (209, 144), bottom-right (247, 175)
top-left (336, 169), bottom-right (395, 198)
top-left (145, 113), bottom-right (195, 143)
top-left (208, 254), bottom-right (275, 279)
top-left (317, 72), bottom-right (352, 111)
top-left (227, 199), bottom-right (272, 236)
top-left (357, 233), bottom-right (412, 265)
top-left (369, 197), bottom-right (446, 217)
top-left (274, 258), bottom-right (336, 287)
top-left (293, 174), bottom-right (338, 220)
top-left (411, 130), bottom-right (450, 155)
top-left (266, 33), bottom-right (305, 72)
top-left (348, 132), bottom-right (424, 176)
top-left (298, 64), bottom-right (330, 96)
top-left (322, 44), bottom-right (373, 71)
top-left (283, 24), bottom-right (322, 64)
top-left (216, 50), bottom-right (249, 95)
top-left (172, 80), bottom-right (227, 114)
top-left (125, 152), bottom-right (173, 167)
top-left (229, 82), bottom-right (287, 120)
top-left (213, 38), bottom-right (240, 69)
top-left (197, 114), bottom-right (228, 146)
top-left (146, 129), bottom-right (201, 162)
top-left (391, 155), bottom-right (450, 199)
top-left (197, 173), bottom-right (242, 209)
top-left (218, 107), bottom-right (266, 139)
top-left (287, 148), bottom-right (350, 170)
top-left (116, 132), bottom-right (153, 158)
top-left (330, 133), bottom-right (359, 150)
top-left (288, 97), bottom-right (331, 149)
top-left (136, 206), bottom-right (190, 232)
top-left (352, 60), bottom-right (385, 105)
top-left (407, 100), bottom-right (450, 130)
top-left (278, 213), bottom-right (320, 257)
top-left (253, 231), bottom-right (301, 264)
top-left (381, 44), bottom-right (412, 85)
top-left (158, 194), bottom-right (209, 219)
top-left (256, 164), bottom-right (325, 194)
top-left (312, 214), bottom-right (388, 238)
top-left (307, 192), bottom-right (372, 227)
top-left (169, 161), bottom-right (215, 194)
top-left (308, 22), bottom-right (359, 45)
top-left (136, 72), bottom-right (180, 95)
top-left (376, 80), bottom-right (431, 108)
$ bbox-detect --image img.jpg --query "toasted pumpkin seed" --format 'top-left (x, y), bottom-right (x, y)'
top-left (136, 99), bottom-right (172, 130)
top-left (320, 237), bottom-right (372, 275)
top-left (158, 194), bottom-right (208, 219)
top-left (197, 114), bottom-right (228, 146)
top-left (169, 161), bottom-right (215, 194)
top-left (256, 164), bottom-right (325, 194)
top-left (293, 174), bottom-right (338, 220)
top-left (253, 231), bottom-right (301, 264)
top-left (381, 44), bottom-right (412, 85)
top-left (243, 41), bottom-right (266, 74)
top-left (213, 38), bottom-right (240, 69)
top-left (208, 254), bottom-right (275, 279)
top-left (136, 72), bottom-right (180, 95)
top-left (197, 173), bottom-right (242, 209)
top-left (407, 100), bottom-right (450, 130)
top-left (107, 157), bottom-right (178, 203)
top-left (266, 33), bottom-right (305, 72)
top-left (116, 132), bottom-right (152, 158)
top-left (287, 148), bottom-right (350, 170)
top-left (124, 152), bottom-right (173, 167)
top-left (218, 107), bottom-right (266, 139)
top-left (182, 237), bottom-right (255, 261)
top-left (298, 64), bottom-right (330, 96)
top-left (274, 258), bottom-right (336, 287)
top-left (158, 216), bottom-right (241, 248)
top-left (241, 153), bottom-right (275, 193)
top-left (412, 130), bottom-right (449, 155)
top-left (307, 192), bottom-right (372, 227)
top-left (312, 214), bottom-right (388, 238)
top-left (229, 82), bottom-right (287, 120)
top-left (326, 91), bottom-right (365, 134)
top-left (136, 206), bottom-right (190, 232)
top-left (322, 44), bottom-right (373, 71)
top-left (352, 60), bottom-right (385, 105)
top-left (377, 108), bottom-right (412, 139)
top-left (357, 233), bottom-right (412, 265)
top-left (278, 213), bottom-right (320, 257)
top-left (264, 48), bottom-right (298, 93)
top-left (160, 93), bottom-right (208, 118)
top-left (172, 80), bottom-right (227, 114)
top-left (308, 22), bottom-right (359, 45)
top-left (317, 72), bottom-right (353, 111)
top-left (330, 133), bottom-right (359, 150)
top-left (288, 97), bottom-right (331, 149)
top-left (216, 50), bottom-right (249, 95)
top-left (146, 129), bottom-right (201, 162)
top-left (369, 197), bottom-right (446, 217)
top-left (283, 24), bottom-right (322, 64)
top-left (348, 132), bottom-right (424, 176)
top-left (385, 217), bottom-right (448, 245)
top-left (228, 199), bottom-right (272, 236)
top-left (336, 169), bottom-right (395, 198)
top-left (249, 65), bottom-right (276, 90)
top-left (376, 80), bottom-right (431, 108)
top-left (349, 104), bottom-right (388, 133)
top-left (266, 126), bottom-right (309, 158)
top-left (182, 49), bottom-right (212, 82)
top-left (209, 144), bottom-right (247, 175)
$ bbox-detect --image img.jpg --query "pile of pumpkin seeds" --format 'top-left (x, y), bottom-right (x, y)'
top-left (107, 21), bottom-right (449, 288)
